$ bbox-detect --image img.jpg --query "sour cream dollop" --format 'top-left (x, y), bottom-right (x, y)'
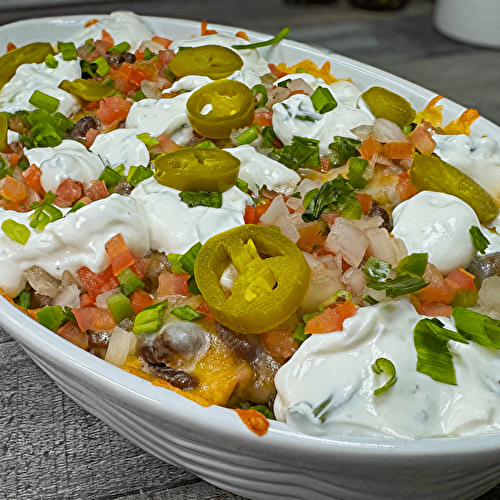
top-left (24, 140), bottom-right (105, 192)
top-left (130, 177), bottom-right (252, 254)
top-left (391, 191), bottom-right (479, 275)
top-left (0, 194), bottom-right (150, 296)
top-left (90, 128), bottom-right (150, 173)
top-left (224, 145), bottom-right (300, 196)
top-left (274, 299), bottom-right (500, 439)
top-left (0, 55), bottom-right (81, 116)
top-left (69, 11), bottom-right (154, 52)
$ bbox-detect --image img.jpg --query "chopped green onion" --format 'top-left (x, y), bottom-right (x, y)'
top-left (36, 305), bottom-right (67, 330)
top-left (396, 253), bottom-right (428, 277)
top-left (163, 68), bottom-right (176, 83)
top-left (68, 200), bottom-right (87, 213)
top-left (132, 89), bottom-right (147, 102)
top-left (57, 41), bottom-right (78, 61)
top-left (469, 226), bottom-right (489, 254)
top-left (312, 395), bottom-right (332, 423)
top-left (326, 136), bottom-right (361, 168)
top-left (17, 156), bottom-right (30, 171)
top-left (195, 140), bottom-right (218, 149)
top-left (179, 242), bottom-right (202, 276)
top-left (236, 126), bottom-right (259, 145)
top-left (235, 178), bottom-right (249, 193)
top-left (44, 53), bottom-right (58, 69)
top-left (136, 132), bottom-right (160, 146)
top-left (414, 317), bottom-right (468, 386)
top-left (99, 165), bottom-right (123, 187)
top-left (363, 295), bottom-right (379, 305)
top-left (92, 56), bottom-right (111, 77)
top-left (187, 275), bottom-right (201, 296)
top-left (107, 41), bottom-right (131, 54)
top-left (117, 267), bottom-right (145, 296)
top-left (261, 126), bottom-right (277, 148)
top-left (232, 27), bottom-right (290, 50)
top-left (252, 84), bottom-right (268, 108)
top-left (347, 156), bottom-right (369, 189)
top-left (293, 323), bottom-right (310, 346)
top-left (179, 190), bottom-right (222, 209)
top-left (320, 290), bottom-right (353, 309)
top-left (29, 193), bottom-right (63, 230)
top-left (28, 90), bottom-right (60, 114)
top-left (132, 300), bottom-right (168, 334)
top-left (367, 273), bottom-right (428, 298)
top-left (126, 165), bottom-right (154, 186)
top-left (170, 305), bottom-right (204, 321)
top-left (277, 79), bottom-right (291, 88)
top-left (311, 86), bottom-right (337, 114)
top-left (18, 290), bottom-right (31, 309)
top-left (167, 253), bottom-right (185, 274)
top-left (249, 404), bottom-right (275, 419)
top-left (107, 292), bottom-right (135, 324)
top-left (452, 307), bottom-right (500, 349)
top-left (0, 112), bottom-right (7, 153)
top-left (1, 219), bottom-right (30, 245)
top-left (363, 256), bottom-right (392, 282)
top-left (450, 289), bottom-right (478, 308)
top-left (372, 357), bottom-right (397, 395)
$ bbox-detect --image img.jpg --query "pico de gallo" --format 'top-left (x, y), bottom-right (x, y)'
top-left (1, 11), bottom-right (500, 439)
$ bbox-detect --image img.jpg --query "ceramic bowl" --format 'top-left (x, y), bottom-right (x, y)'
top-left (2, 14), bottom-right (500, 500)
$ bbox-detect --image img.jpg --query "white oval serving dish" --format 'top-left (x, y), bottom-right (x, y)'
top-left (1, 14), bottom-right (500, 500)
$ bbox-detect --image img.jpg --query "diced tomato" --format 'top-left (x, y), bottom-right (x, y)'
top-left (114, 62), bottom-right (150, 87)
top-left (356, 192), bottom-right (373, 215)
top-left (129, 289), bottom-right (154, 314)
top-left (55, 178), bottom-right (83, 204)
top-left (0, 176), bottom-right (27, 203)
top-left (84, 18), bottom-right (99, 28)
top-left (57, 320), bottom-right (89, 350)
top-left (244, 205), bottom-right (257, 224)
top-left (156, 272), bottom-right (189, 298)
top-left (9, 153), bottom-right (20, 167)
top-left (382, 141), bottom-right (415, 160)
top-left (77, 265), bottom-right (119, 300)
top-left (408, 122), bottom-right (436, 155)
top-left (305, 300), bottom-right (359, 334)
top-left (319, 212), bottom-right (339, 226)
top-left (85, 128), bottom-right (100, 148)
top-left (201, 21), bottom-right (218, 36)
top-left (79, 293), bottom-right (95, 308)
top-left (196, 300), bottom-right (215, 321)
top-left (7, 42), bottom-right (16, 52)
top-left (260, 330), bottom-right (298, 359)
top-left (445, 267), bottom-right (477, 292)
top-left (395, 171), bottom-right (418, 202)
top-left (152, 36), bottom-right (173, 48)
top-left (254, 199), bottom-right (272, 220)
top-left (254, 109), bottom-right (273, 126)
top-left (158, 49), bottom-right (175, 66)
top-left (268, 63), bottom-right (287, 79)
top-left (319, 156), bottom-right (330, 173)
top-left (85, 179), bottom-right (109, 201)
top-left (105, 233), bottom-right (135, 276)
top-left (417, 302), bottom-right (452, 318)
top-left (21, 164), bottom-right (44, 196)
top-left (131, 256), bottom-right (149, 279)
top-left (83, 100), bottom-right (100, 111)
top-left (297, 221), bottom-right (328, 252)
top-left (96, 95), bottom-right (132, 126)
top-left (359, 136), bottom-right (383, 160)
top-left (158, 133), bottom-right (180, 153)
top-left (100, 29), bottom-right (114, 50)
top-left (72, 306), bottom-right (116, 332)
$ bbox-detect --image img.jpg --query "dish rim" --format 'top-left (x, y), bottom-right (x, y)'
top-left (2, 12), bottom-right (500, 464)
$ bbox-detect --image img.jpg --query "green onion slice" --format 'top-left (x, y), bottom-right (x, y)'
top-left (232, 27), bottom-right (290, 50)
top-left (372, 357), bottom-right (397, 395)
top-left (252, 84), bottom-right (268, 109)
top-left (311, 86), bottom-right (337, 114)
top-left (117, 267), bottom-right (144, 296)
top-left (170, 305), bottom-right (204, 321)
top-left (29, 90), bottom-right (60, 114)
top-left (414, 317), bottom-right (468, 386)
top-left (236, 126), bottom-right (259, 146)
top-left (469, 226), bottom-right (489, 254)
top-left (452, 307), bottom-right (500, 349)
top-left (1, 219), bottom-right (30, 245)
top-left (178, 190), bottom-right (223, 209)
top-left (107, 42), bottom-right (131, 54)
top-left (179, 242), bottom-right (202, 276)
top-left (132, 300), bottom-right (168, 334)
top-left (57, 41), bottom-right (78, 61)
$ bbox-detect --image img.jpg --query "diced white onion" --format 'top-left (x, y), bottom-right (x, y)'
top-left (325, 217), bottom-right (369, 267)
top-left (373, 118), bottom-right (408, 143)
top-left (52, 284), bottom-right (81, 310)
top-left (105, 326), bottom-right (137, 367)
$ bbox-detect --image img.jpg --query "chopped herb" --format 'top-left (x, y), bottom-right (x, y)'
top-left (92, 56), bottom-right (111, 77)
top-left (396, 253), bottom-right (428, 277)
top-left (452, 307), bottom-right (500, 349)
top-left (339, 198), bottom-right (362, 220)
top-left (251, 84), bottom-right (268, 108)
top-left (18, 289), bottom-right (31, 309)
top-left (99, 165), bottom-right (123, 187)
top-left (469, 226), bottom-right (489, 254)
top-left (36, 305), bottom-right (72, 331)
top-left (57, 41), bottom-right (77, 61)
top-left (277, 79), bottom-right (291, 88)
top-left (29, 192), bottom-right (63, 230)
top-left (107, 292), bottom-right (134, 324)
top-left (117, 267), bottom-right (145, 296)
top-left (195, 140), bottom-right (218, 149)
top-left (326, 136), bottom-right (361, 168)
top-left (367, 272), bottom-right (428, 298)
top-left (144, 47), bottom-right (156, 60)
top-left (107, 41), bottom-right (131, 54)
top-left (179, 242), bottom-right (202, 276)
top-left (302, 174), bottom-right (355, 222)
top-left (132, 300), bottom-right (168, 334)
top-left (28, 90), bottom-right (60, 114)
top-left (293, 322), bottom-right (310, 346)
top-left (249, 404), bottom-right (275, 419)
top-left (362, 256), bottom-right (392, 282)
top-left (44, 53), bottom-right (58, 69)
top-left (179, 190), bottom-right (222, 209)
top-left (126, 165), bottom-right (154, 186)
top-left (346, 156), bottom-right (369, 189)
top-left (136, 132), bottom-right (160, 146)
top-left (235, 178), bottom-right (249, 193)
top-left (236, 125), bottom-right (259, 145)
top-left (274, 135), bottom-right (320, 170)
top-left (261, 126), bottom-right (277, 148)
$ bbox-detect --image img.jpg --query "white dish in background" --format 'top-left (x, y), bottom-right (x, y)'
top-left (1, 14), bottom-right (500, 500)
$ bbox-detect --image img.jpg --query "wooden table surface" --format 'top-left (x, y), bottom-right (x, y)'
top-left (1, 1), bottom-right (500, 499)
